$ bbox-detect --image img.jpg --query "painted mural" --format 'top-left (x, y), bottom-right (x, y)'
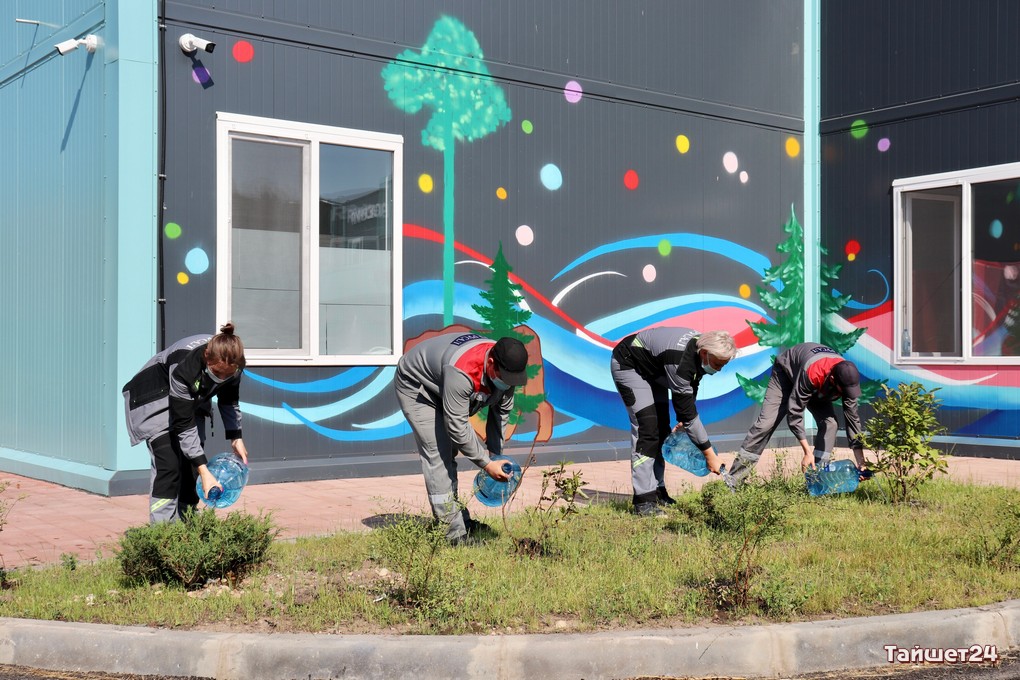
top-left (158, 8), bottom-right (1017, 465)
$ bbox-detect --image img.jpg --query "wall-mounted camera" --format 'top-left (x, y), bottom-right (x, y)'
top-left (179, 33), bottom-right (216, 55)
top-left (54, 34), bottom-right (99, 56)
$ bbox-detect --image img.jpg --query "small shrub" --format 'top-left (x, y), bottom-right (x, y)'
top-left (858, 382), bottom-right (949, 504)
top-left (117, 509), bottom-right (277, 589)
top-left (376, 515), bottom-right (457, 618)
top-left (60, 553), bottom-right (78, 571)
top-left (511, 461), bottom-right (588, 556)
top-left (697, 481), bottom-right (798, 609)
top-left (752, 570), bottom-right (816, 617)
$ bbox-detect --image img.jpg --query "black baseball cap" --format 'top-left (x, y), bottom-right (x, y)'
top-left (832, 360), bottom-right (862, 399)
top-left (492, 337), bottom-right (529, 387)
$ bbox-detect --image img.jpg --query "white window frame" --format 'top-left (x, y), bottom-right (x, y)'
top-left (893, 161), bottom-right (1020, 365)
top-left (216, 112), bottom-right (403, 366)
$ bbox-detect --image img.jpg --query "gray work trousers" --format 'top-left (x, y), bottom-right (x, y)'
top-left (726, 369), bottom-right (837, 487)
top-left (394, 378), bottom-right (471, 542)
top-left (610, 355), bottom-right (671, 504)
top-left (147, 413), bottom-right (207, 524)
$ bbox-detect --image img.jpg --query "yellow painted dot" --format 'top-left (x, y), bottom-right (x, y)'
top-left (418, 173), bottom-right (434, 193)
top-left (847, 253), bottom-right (856, 262)
top-left (177, 272), bottom-right (190, 285)
top-left (739, 283), bottom-right (751, 299)
top-left (785, 137), bottom-right (801, 158)
top-left (496, 187), bottom-right (508, 200)
top-left (675, 135), bottom-right (691, 154)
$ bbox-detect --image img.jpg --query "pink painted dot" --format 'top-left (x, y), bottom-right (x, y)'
top-left (564, 80), bottom-right (583, 104)
top-left (233, 40), bottom-right (254, 63)
top-left (642, 264), bottom-right (657, 282)
top-left (623, 169), bottom-right (639, 190)
top-left (877, 137), bottom-right (891, 152)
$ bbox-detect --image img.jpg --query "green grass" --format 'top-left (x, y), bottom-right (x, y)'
top-left (2, 477), bottom-right (1020, 635)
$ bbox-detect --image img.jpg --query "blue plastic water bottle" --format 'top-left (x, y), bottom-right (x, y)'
top-left (197, 452), bottom-right (250, 508)
top-left (661, 429), bottom-right (725, 477)
top-left (805, 459), bottom-right (861, 496)
top-left (473, 455), bottom-right (523, 507)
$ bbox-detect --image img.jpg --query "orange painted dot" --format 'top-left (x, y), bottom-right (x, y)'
top-left (785, 137), bottom-right (800, 157)
top-left (177, 272), bottom-right (190, 285)
top-left (739, 284), bottom-right (751, 298)
top-left (496, 187), bottom-right (508, 200)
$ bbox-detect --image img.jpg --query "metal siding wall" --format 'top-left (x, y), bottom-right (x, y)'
top-left (160, 1), bottom-right (804, 478)
top-left (1, 2), bottom-right (109, 467)
top-left (822, 1), bottom-right (1020, 444)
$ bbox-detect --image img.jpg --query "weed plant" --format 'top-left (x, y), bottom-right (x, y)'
top-left (2, 479), bottom-right (1020, 634)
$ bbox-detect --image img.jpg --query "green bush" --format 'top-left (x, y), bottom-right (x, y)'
top-left (858, 382), bottom-right (949, 504)
top-left (117, 509), bottom-right (277, 589)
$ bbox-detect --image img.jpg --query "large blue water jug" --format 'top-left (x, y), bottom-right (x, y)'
top-left (473, 455), bottom-right (523, 507)
top-left (661, 429), bottom-right (724, 477)
top-left (197, 452), bottom-right (250, 508)
top-left (805, 459), bottom-right (861, 496)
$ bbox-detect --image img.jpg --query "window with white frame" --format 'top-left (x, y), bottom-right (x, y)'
top-left (216, 113), bottom-right (403, 366)
top-left (893, 162), bottom-right (1020, 364)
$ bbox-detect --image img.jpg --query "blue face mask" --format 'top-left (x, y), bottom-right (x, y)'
top-left (491, 374), bottom-right (511, 391)
top-left (702, 362), bottom-right (718, 375)
top-left (205, 367), bottom-right (228, 384)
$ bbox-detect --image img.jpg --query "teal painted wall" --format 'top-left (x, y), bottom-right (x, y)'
top-left (0, 0), bottom-right (157, 493)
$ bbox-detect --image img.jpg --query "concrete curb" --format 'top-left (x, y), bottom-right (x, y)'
top-left (2, 600), bottom-right (1019, 679)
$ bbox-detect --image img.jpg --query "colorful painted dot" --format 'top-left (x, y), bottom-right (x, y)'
top-left (845, 240), bottom-right (861, 257)
top-left (540, 163), bottom-right (563, 190)
top-left (164, 222), bottom-right (182, 239)
top-left (877, 137), bottom-right (891, 152)
top-left (418, 174), bottom-right (434, 193)
top-left (675, 135), bottom-right (691, 154)
top-left (521, 120), bottom-right (534, 134)
top-left (192, 66), bottom-right (212, 85)
top-left (723, 152), bottom-right (739, 174)
top-left (850, 119), bottom-right (869, 139)
top-left (642, 264), bottom-right (657, 283)
top-left (496, 187), bottom-right (508, 200)
top-left (623, 169), bottom-right (639, 190)
top-left (658, 239), bottom-right (672, 256)
top-left (739, 171), bottom-right (749, 184)
top-left (847, 253), bottom-right (856, 262)
top-left (177, 272), bottom-right (189, 285)
top-left (739, 284), bottom-right (751, 299)
top-left (185, 248), bottom-right (209, 275)
top-left (990, 219), bottom-right (1004, 239)
top-left (785, 137), bottom-right (800, 157)
top-left (516, 224), bottom-right (534, 246)
top-left (564, 80), bottom-right (583, 104)
top-left (232, 40), bottom-right (254, 63)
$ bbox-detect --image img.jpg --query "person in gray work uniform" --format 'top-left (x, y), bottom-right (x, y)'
top-left (123, 323), bottom-right (249, 524)
top-left (723, 342), bottom-right (869, 490)
top-left (611, 328), bottom-right (737, 516)
top-left (394, 332), bottom-right (529, 544)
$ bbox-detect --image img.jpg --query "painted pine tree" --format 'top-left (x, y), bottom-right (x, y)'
top-left (737, 205), bottom-right (878, 403)
top-left (381, 16), bottom-right (512, 326)
top-left (471, 243), bottom-right (546, 425)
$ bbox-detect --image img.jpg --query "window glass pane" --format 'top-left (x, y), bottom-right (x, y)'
top-left (318, 144), bottom-right (393, 355)
top-left (231, 139), bottom-right (304, 350)
top-left (972, 180), bottom-right (1020, 357)
top-left (904, 188), bottom-right (961, 356)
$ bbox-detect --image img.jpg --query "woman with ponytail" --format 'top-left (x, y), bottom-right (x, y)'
top-left (123, 323), bottom-right (249, 523)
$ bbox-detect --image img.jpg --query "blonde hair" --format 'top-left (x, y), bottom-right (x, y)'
top-left (696, 330), bottom-right (737, 361)
top-left (205, 322), bottom-right (246, 369)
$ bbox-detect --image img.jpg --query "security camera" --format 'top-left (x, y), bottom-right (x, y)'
top-left (54, 34), bottom-right (98, 56)
top-left (54, 38), bottom-right (80, 55)
top-left (179, 33), bottom-right (216, 54)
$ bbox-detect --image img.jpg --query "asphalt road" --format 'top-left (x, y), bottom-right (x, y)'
top-left (0, 649), bottom-right (1016, 680)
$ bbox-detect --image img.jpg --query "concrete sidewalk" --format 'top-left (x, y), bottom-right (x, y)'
top-left (2, 449), bottom-right (1020, 679)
